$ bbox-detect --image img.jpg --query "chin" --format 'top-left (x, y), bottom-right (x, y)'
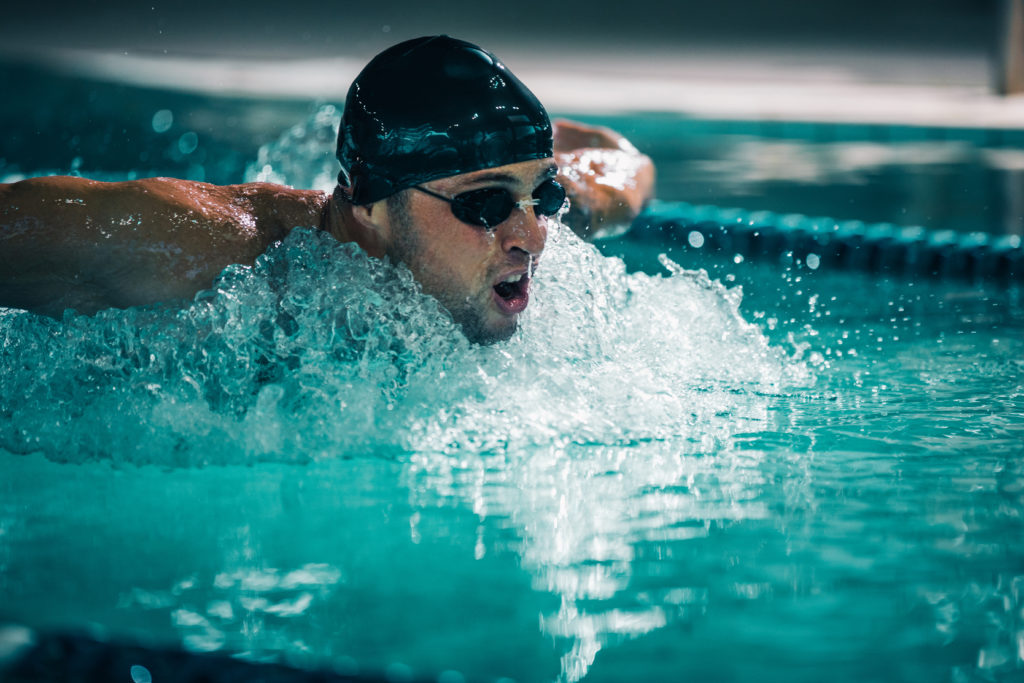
top-left (458, 314), bottom-right (518, 346)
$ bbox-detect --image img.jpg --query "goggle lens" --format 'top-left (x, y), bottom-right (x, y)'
top-left (531, 179), bottom-right (568, 217)
top-left (416, 179), bottom-right (566, 229)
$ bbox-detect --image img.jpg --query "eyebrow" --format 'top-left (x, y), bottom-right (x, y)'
top-left (464, 171), bottom-right (519, 185)
top-left (461, 164), bottom-right (559, 189)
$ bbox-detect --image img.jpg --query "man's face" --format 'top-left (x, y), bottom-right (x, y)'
top-left (382, 158), bottom-right (556, 344)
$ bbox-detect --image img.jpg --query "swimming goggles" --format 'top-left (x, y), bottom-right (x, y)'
top-left (412, 178), bottom-right (566, 229)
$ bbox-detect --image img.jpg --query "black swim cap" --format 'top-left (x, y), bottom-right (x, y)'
top-left (336, 36), bottom-right (553, 205)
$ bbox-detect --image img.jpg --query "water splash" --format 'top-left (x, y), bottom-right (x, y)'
top-left (0, 217), bottom-right (809, 679)
top-left (0, 220), bottom-right (809, 467)
top-left (0, 105), bottom-right (815, 682)
top-left (244, 104), bottom-right (340, 193)
top-left (1, 103), bottom-right (811, 466)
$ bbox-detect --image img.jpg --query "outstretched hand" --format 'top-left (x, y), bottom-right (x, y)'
top-left (553, 119), bottom-right (655, 240)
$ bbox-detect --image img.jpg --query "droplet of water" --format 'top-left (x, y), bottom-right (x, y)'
top-left (130, 664), bottom-right (152, 683)
top-left (1, 104), bottom-right (814, 467)
top-left (178, 131), bottom-right (199, 155)
top-left (151, 109), bottom-right (173, 133)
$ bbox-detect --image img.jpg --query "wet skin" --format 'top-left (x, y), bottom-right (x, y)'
top-left (0, 120), bottom-right (653, 342)
top-left (348, 159), bottom-right (555, 344)
top-left (0, 176), bottom-right (325, 315)
top-left (0, 167), bottom-right (547, 344)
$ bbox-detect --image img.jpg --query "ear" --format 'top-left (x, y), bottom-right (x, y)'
top-left (350, 200), bottom-right (389, 232)
top-left (346, 198), bottom-right (394, 258)
top-left (353, 198), bottom-right (395, 236)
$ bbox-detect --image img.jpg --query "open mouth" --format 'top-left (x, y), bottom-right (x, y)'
top-left (492, 272), bottom-right (530, 315)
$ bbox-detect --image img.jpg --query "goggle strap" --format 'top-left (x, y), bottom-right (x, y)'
top-left (412, 185), bottom-right (454, 204)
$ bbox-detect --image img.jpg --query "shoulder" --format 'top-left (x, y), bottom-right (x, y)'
top-left (143, 179), bottom-right (328, 243)
top-left (116, 179), bottom-right (326, 236)
top-left (0, 177), bottom-right (329, 315)
top-left (224, 182), bottom-right (328, 240)
top-left (4, 176), bottom-right (325, 221)
top-left (4, 176), bottom-right (327, 246)
top-left (3, 175), bottom-right (228, 207)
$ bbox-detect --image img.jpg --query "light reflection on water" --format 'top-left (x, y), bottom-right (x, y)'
top-left (405, 442), bottom-right (775, 682)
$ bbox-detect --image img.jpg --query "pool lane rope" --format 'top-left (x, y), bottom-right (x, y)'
top-left (630, 200), bottom-right (1024, 282)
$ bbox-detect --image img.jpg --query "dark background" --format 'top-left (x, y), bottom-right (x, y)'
top-left (0, 0), bottom-right (999, 60)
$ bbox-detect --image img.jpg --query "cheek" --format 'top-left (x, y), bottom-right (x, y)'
top-left (403, 202), bottom-right (499, 285)
top-left (425, 230), bottom-right (495, 281)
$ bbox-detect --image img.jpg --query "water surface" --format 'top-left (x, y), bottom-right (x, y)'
top-left (2, 103), bottom-right (1023, 683)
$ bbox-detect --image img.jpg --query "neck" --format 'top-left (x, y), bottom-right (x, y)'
top-left (321, 188), bottom-right (387, 259)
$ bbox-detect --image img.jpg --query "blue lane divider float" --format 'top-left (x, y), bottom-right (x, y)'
top-left (630, 200), bottom-right (1024, 282)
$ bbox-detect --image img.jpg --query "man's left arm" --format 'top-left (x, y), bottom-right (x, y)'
top-left (553, 119), bottom-right (655, 240)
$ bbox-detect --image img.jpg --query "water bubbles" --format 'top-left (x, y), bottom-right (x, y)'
top-left (177, 131), bottom-right (199, 155)
top-left (151, 109), bottom-right (173, 133)
top-left (687, 230), bottom-right (705, 248)
top-left (129, 665), bottom-right (152, 683)
top-left (0, 224), bottom-right (809, 465)
top-left (806, 253), bottom-right (821, 270)
top-left (244, 105), bottom-right (341, 192)
top-left (0, 102), bottom-right (812, 467)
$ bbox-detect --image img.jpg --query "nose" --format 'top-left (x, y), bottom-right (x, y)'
top-left (497, 204), bottom-right (547, 257)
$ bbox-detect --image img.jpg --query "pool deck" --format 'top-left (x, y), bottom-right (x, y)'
top-left (4, 42), bottom-right (1024, 132)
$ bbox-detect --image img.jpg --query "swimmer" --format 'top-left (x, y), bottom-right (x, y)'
top-left (0, 36), bottom-right (654, 344)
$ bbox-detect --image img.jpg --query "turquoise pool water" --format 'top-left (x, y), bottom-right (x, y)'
top-left (2, 75), bottom-right (1024, 682)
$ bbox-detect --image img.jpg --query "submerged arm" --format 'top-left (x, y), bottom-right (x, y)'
top-left (0, 176), bottom-right (324, 317)
top-left (553, 119), bottom-right (655, 240)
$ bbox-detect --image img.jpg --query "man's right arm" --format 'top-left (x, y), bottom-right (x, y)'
top-left (0, 176), bottom-right (312, 317)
